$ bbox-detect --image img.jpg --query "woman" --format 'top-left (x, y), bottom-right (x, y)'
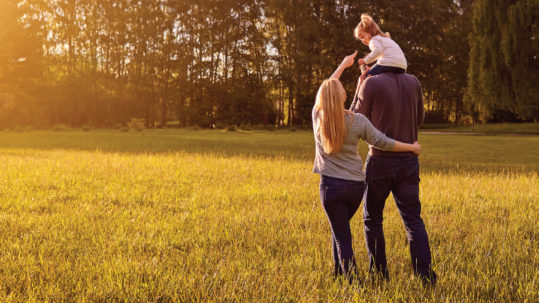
top-left (313, 50), bottom-right (421, 283)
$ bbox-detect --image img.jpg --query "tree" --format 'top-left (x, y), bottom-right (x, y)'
top-left (0, 0), bottom-right (47, 128)
top-left (466, 0), bottom-right (539, 121)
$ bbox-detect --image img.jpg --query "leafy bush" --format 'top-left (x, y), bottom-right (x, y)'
top-left (52, 124), bottom-right (69, 131)
top-left (214, 122), bottom-right (226, 130)
top-left (82, 125), bottom-right (91, 132)
top-left (240, 123), bottom-right (252, 131)
top-left (166, 121), bottom-right (180, 128)
top-left (127, 118), bottom-right (145, 131)
top-left (226, 125), bottom-right (238, 132)
top-left (424, 110), bottom-right (448, 124)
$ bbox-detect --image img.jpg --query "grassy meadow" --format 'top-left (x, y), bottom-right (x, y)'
top-left (0, 129), bottom-right (537, 302)
top-left (420, 122), bottom-right (539, 134)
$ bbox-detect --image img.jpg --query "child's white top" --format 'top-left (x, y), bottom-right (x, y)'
top-left (364, 35), bottom-right (407, 70)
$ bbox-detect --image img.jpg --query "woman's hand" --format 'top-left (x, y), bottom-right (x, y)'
top-left (411, 141), bottom-right (422, 155)
top-left (388, 140), bottom-right (422, 154)
top-left (330, 50), bottom-right (358, 79)
top-left (340, 50), bottom-right (358, 68)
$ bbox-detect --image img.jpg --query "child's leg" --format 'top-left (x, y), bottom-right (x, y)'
top-left (368, 65), bottom-right (405, 76)
top-left (363, 64), bottom-right (382, 78)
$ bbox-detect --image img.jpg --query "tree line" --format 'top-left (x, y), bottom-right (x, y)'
top-left (0, 0), bottom-right (536, 129)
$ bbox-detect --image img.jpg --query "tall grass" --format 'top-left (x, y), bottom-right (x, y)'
top-left (0, 130), bottom-right (537, 302)
top-left (420, 122), bottom-right (539, 134)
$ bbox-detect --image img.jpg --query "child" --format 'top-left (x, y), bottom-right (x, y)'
top-left (354, 14), bottom-right (407, 78)
top-left (348, 14), bottom-right (407, 111)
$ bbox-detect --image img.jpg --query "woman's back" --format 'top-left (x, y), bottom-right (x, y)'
top-left (312, 108), bottom-right (395, 181)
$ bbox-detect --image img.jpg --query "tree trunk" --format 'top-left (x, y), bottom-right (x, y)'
top-left (288, 85), bottom-right (294, 126)
top-left (160, 70), bottom-right (168, 128)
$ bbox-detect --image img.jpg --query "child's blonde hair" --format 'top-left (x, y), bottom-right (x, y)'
top-left (354, 14), bottom-right (390, 40)
top-left (314, 78), bottom-right (352, 154)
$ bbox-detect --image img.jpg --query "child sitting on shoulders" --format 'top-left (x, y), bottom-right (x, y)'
top-left (354, 14), bottom-right (407, 79)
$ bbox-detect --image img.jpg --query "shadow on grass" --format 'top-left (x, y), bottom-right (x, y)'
top-left (0, 129), bottom-right (314, 160)
top-left (1, 129), bottom-right (537, 174)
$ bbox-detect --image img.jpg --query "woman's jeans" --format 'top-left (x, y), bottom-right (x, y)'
top-left (319, 175), bottom-right (365, 281)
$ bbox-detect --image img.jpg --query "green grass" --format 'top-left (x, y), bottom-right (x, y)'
top-left (0, 129), bottom-right (537, 302)
top-left (420, 122), bottom-right (539, 134)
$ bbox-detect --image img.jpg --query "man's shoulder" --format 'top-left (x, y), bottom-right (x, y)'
top-left (364, 73), bottom-right (420, 87)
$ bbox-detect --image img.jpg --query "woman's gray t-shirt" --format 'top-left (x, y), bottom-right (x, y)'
top-left (312, 107), bottom-right (395, 181)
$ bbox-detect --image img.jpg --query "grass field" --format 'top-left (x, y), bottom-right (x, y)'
top-left (420, 122), bottom-right (539, 134)
top-left (0, 129), bottom-right (537, 302)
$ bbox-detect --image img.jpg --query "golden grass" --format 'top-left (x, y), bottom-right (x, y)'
top-left (0, 130), bottom-right (537, 302)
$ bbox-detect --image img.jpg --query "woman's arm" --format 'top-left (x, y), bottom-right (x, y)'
top-left (330, 50), bottom-right (357, 80)
top-left (392, 141), bottom-right (421, 155)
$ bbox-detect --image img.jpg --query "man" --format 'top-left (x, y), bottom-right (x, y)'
top-left (352, 68), bottom-right (437, 285)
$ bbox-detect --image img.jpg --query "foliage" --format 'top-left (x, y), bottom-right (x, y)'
top-left (127, 118), bottom-right (145, 132)
top-left (0, 0), bottom-right (535, 129)
top-left (424, 110), bottom-right (449, 124)
top-left (466, 0), bottom-right (539, 121)
top-left (226, 125), bottom-right (239, 132)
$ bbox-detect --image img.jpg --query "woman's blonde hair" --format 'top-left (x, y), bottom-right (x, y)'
top-left (315, 78), bottom-right (351, 154)
top-left (354, 13), bottom-right (390, 40)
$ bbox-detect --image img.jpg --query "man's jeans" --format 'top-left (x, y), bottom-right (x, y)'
top-left (363, 156), bottom-right (437, 283)
top-left (319, 175), bottom-right (365, 280)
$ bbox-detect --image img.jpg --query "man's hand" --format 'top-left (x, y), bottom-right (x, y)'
top-left (360, 65), bottom-right (371, 82)
top-left (358, 58), bottom-right (366, 66)
top-left (411, 141), bottom-right (422, 155)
